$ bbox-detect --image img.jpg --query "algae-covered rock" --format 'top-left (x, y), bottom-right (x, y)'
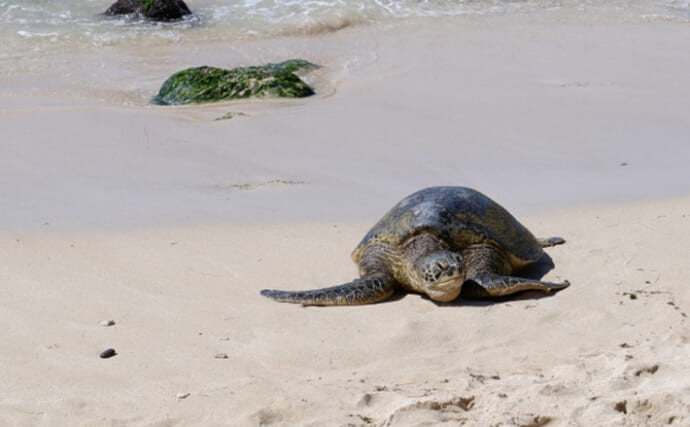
top-left (153, 60), bottom-right (319, 105)
top-left (105, 0), bottom-right (191, 22)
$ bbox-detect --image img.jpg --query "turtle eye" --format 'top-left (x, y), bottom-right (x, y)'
top-left (436, 260), bottom-right (449, 271)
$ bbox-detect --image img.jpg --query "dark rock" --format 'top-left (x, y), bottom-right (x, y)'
top-left (105, 0), bottom-right (139, 15)
top-left (105, 0), bottom-right (191, 21)
top-left (99, 348), bottom-right (117, 359)
top-left (153, 59), bottom-right (319, 105)
top-left (144, 0), bottom-right (191, 20)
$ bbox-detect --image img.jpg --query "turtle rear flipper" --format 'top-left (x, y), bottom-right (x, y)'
top-left (260, 275), bottom-right (394, 306)
top-left (462, 272), bottom-right (570, 299)
top-left (537, 237), bottom-right (566, 247)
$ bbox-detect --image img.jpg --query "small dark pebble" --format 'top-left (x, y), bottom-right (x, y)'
top-left (100, 348), bottom-right (117, 359)
top-left (214, 352), bottom-right (229, 359)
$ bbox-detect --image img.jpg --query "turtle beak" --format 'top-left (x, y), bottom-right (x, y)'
top-left (431, 275), bottom-right (461, 290)
top-left (427, 272), bottom-right (464, 301)
top-left (427, 279), bottom-right (463, 302)
top-left (439, 265), bottom-right (458, 279)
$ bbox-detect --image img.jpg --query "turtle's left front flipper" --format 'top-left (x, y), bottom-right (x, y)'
top-left (463, 272), bottom-right (570, 298)
top-left (260, 275), bottom-right (394, 306)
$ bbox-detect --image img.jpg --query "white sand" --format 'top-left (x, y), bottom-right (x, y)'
top-left (1, 199), bottom-right (689, 425)
top-left (1, 15), bottom-right (689, 426)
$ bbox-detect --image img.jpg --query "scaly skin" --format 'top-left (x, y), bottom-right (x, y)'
top-left (260, 275), bottom-right (394, 306)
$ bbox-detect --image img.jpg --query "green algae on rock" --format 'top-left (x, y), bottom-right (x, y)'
top-left (141, 0), bottom-right (155, 12)
top-left (214, 112), bottom-right (248, 121)
top-left (153, 60), bottom-right (319, 105)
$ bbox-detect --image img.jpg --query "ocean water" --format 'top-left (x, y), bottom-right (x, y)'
top-left (1, 0), bottom-right (688, 57)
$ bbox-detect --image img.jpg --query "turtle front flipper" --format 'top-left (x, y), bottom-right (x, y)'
top-left (260, 275), bottom-right (394, 306)
top-left (462, 272), bottom-right (570, 299)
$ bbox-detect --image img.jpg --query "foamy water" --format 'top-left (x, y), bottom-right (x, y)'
top-left (1, 0), bottom-right (688, 57)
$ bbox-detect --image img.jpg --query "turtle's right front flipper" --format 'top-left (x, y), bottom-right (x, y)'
top-left (260, 275), bottom-right (394, 306)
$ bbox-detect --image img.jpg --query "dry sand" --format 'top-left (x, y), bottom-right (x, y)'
top-left (1, 199), bottom-right (689, 425)
top-left (1, 15), bottom-right (689, 426)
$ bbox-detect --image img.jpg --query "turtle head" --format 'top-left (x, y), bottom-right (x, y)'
top-left (416, 251), bottom-right (464, 302)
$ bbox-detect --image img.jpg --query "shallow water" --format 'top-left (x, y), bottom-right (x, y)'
top-left (1, 0), bottom-right (688, 58)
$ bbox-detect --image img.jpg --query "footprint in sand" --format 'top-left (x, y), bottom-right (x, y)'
top-left (613, 395), bottom-right (688, 425)
top-left (381, 396), bottom-right (475, 425)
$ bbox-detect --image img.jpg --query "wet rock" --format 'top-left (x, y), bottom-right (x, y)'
top-left (153, 59), bottom-right (319, 105)
top-left (105, 0), bottom-right (191, 22)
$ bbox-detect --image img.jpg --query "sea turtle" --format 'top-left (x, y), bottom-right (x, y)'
top-left (261, 186), bottom-right (569, 306)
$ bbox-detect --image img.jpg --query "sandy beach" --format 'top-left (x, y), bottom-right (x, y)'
top-left (1, 11), bottom-right (689, 426)
top-left (2, 198), bottom-right (689, 425)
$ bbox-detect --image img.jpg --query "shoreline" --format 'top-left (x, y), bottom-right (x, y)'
top-left (2, 19), bottom-right (689, 230)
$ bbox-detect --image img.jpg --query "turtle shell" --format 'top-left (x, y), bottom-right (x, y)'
top-left (352, 187), bottom-right (544, 267)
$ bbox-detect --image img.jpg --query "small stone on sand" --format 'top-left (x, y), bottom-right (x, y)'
top-left (99, 348), bottom-right (117, 359)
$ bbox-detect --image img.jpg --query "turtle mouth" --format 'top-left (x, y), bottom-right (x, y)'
top-left (427, 278), bottom-right (463, 302)
top-left (431, 278), bottom-right (462, 290)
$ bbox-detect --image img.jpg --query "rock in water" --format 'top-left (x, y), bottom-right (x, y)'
top-left (105, 0), bottom-right (191, 21)
top-left (143, 0), bottom-right (191, 20)
top-left (105, 0), bottom-right (139, 15)
top-left (153, 60), bottom-right (319, 105)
